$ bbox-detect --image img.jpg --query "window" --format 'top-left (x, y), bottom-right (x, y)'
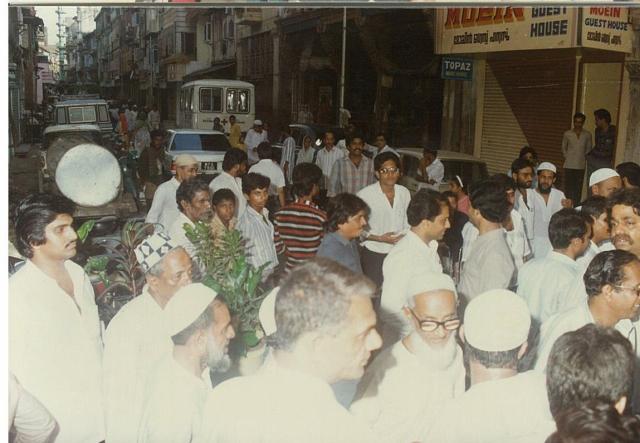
top-left (204, 22), bottom-right (212, 43)
top-left (185, 88), bottom-right (194, 112)
top-left (56, 107), bottom-right (66, 124)
top-left (182, 32), bottom-right (196, 57)
top-left (199, 88), bottom-right (222, 113)
top-left (226, 88), bottom-right (250, 113)
top-left (68, 106), bottom-right (97, 124)
top-left (98, 105), bottom-right (109, 122)
top-left (170, 133), bottom-right (231, 152)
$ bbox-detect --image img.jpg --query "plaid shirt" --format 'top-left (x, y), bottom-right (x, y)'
top-left (328, 156), bottom-right (375, 197)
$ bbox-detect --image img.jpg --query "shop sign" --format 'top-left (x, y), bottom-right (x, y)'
top-left (581, 7), bottom-right (633, 53)
top-left (441, 56), bottom-right (474, 81)
top-left (435, 7), bottom-right (577, 54)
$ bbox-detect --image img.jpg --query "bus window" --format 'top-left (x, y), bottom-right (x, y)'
top-left (98, 105), bottom-right (109, 122)
top-left (68, 106), bottom-right (97, 124)
top-left (200, 87), bottom-right (222, 112)
top-left (226, 89), bottom-right (236, 111)
top-left (56, 107), bottom-right (66, 124)
top-left (186, 87), bottom-right (194, 112)
top-left (227, 88), bottom-right (250, 113)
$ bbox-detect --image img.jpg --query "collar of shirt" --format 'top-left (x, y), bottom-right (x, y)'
top-left (177, 211), bottom-right (195, 228)
top-left (404, 230), bottom-right (439, 253)
top-left (547, 250), bottom-right (578, 268)
top-left (246, 205), bottom-right (270, 223)
top-left (477, 227), bottom-right (505, 242)
top-left (21, 259), bottom-right (87, 304)
top-left (170, 177), bottom-right (180, 188)
top-left (327, 231), bottom-right (351, 246)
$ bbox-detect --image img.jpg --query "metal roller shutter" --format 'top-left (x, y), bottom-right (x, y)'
top-left (480, 53), bottom-right (575, 180)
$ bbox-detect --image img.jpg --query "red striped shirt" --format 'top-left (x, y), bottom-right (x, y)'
top-left (274, 201), bottom-right (327, 271)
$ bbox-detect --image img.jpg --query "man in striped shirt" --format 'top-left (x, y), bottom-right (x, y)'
top-left (315, 130), bottom-right (345, 207)
top-left (329, 131), bottom-right (375, 197)
top-left (274, 163), bottom-right (327, 272)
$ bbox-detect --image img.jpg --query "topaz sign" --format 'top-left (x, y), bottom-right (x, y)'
top-left (441, 57), bottom-right (474, 81)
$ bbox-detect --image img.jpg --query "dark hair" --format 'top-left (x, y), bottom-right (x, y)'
top-left (548, 208), bottom-right (589, 249)
top-left (583, 250), bottom-right (639, 298)
top-left (15, 193), bottom-right (77, 258)
top-left (229, 115), bottom-right (236, 121)
top-left (374, 151), bottom-right (401, 172)
top-left (291, 163), bottom-right (323, 199)
top-left (519, 146), bottom-right (538, 160)
top-left (212, 188), bottom-right (236, 206)
top-left (511, 158), bottom-right (535, 175)
top-left (423, 147), bottom-right (438, 158)
top-left (464, 342), bottom-right (521, 370)
top-left (176, 178), bottom-right (210, 213)
top-left (446, 175), bottom-right (465, 191)
top-left (407, 189), bottom-right (447, 227)
top-left (594, 109), bottom-right (612, 125)
top-left (375, 133), bottom-right (386, 140)
top-left (268, 257), bottom-right (376, 351)
top-left (545, 401), bottom-right (640, 443)
top-left (607, 188), bottom-right (640, 228)
top-left (323, 130), bottom-right (335, 140)
top-left (442, 190), bottom-right (457, 200)
top-left (326, 193), bottom-right (370, 232)
top-left (616, 162), bottom-right (640, 188)
top-left (490, 173), bottom-right (517, 192)
top-left (242, 172), bottom-right (270, 195)
top-left (222, 148), bottom-right (248, 172)
top-left (468, 179), bottom-right (511, 223)
top-left (346, 131), bottom-right (365, 146)
top-left (150, 129), bottom-right (164, 139)
top-left (256, 142), bottom-right (273, 160)
top-left (546, 324), bottom-right (634, 419)
top-left (573, 112), bottom-right (587, 122)
top-left (581, 195), bottom-right (608, 221)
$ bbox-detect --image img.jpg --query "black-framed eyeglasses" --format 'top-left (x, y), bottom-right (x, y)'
top-left (612, 284), bottom-right (640, 297)
top-left (408, 309), bottom-right (461, 332)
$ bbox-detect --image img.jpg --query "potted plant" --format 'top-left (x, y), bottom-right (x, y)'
top-left (185, 221), bottom-right (268, 365)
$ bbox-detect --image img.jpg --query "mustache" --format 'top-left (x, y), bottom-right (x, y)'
top-left (613, 234), bottom-right (633, 244)
top-left (66, 240), bottom-right (77, 248)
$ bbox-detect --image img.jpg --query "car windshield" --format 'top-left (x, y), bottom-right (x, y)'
top-left (171, 133), bottom-right (231, 152)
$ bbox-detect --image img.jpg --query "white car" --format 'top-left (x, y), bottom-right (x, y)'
top-left (163, 129), bottom-right (232, 180)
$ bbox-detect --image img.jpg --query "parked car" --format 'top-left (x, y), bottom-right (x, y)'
top-left (396, 148), bottom-right (489, 194)
top-left (163, 129), bottom-right (232, 180)
top-left (49, 97), bottom-right (113, 140)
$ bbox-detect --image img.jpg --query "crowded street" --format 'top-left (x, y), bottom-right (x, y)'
top-left (7, 3), bottom-right (640, 443)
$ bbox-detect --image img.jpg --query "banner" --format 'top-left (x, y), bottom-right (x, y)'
top-left (581, 7), bottom-right (633, 53)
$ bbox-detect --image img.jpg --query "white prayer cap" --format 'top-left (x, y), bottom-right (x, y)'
top-left (259, 287), bottom-right (279, 336)
top-left (464, 289), bottom-right (531, 352)
top-left (253, 119), bottom-right (263, 126)
top-left (174, 154), bottom-right (199, 167)
top-left (164, 283), bottom-right (219, 337)
top-left (589, 168), bottom-right (620, 187)
top-left (406, 272), bottom-right (457, 306)
top-left (537, 162), bottom-right (557, 173)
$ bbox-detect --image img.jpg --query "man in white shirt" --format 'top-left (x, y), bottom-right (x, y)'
top-left (357, 152), bottom-right (411, 289)
top-left (138, 284), bottom-right (235, 443)
top-left (146, 154), bottom-right (199, 232)
top-left (209, 148), bottom-right (247, 217)
top-left (458, 179), bottom-right (516, 302)
top-left (370, 133), bottom-right (399, 158)
top-left (417, 147), bottom-right (445, 187)
top-left (531, 162), bottom-right (573, 258)
top-left (104, 232), bottom-right (193, 443)
top-left (512, 157), bottom-right (537, 245)
top-left (351, 273), bottom-right (465, 442)
top-left (576, 195), bottom-right (611, 273)
top-left (244, 119), bottom-right (268, 165)
top-left (380, 189), bottom-right (449, 344)
top-left (279, 126), bottom-right (296, 184)
top-left (518, 208), bottom-right (590, 323)
top-left (562, 112), bottom-right (592, 204)
top-left (148, 104), bottom-right (161, 130)
top-left (197, 258), bottom-right (382, 443)
top-left (248, 142), bottom-right (286, 209)
top-left (426, 289), bottom-right (555, 443)
top-left (535, 250), bottom-right (640, 372)
top-left (315, 130), bottom-right (345, 200)
top-left (10, 194), bottom-right (105, 443)
top-left (169, 178), bottom-right (213, 260)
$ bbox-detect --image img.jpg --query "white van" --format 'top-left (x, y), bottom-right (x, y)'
top-left (178, 80), bottom-right (255, 133)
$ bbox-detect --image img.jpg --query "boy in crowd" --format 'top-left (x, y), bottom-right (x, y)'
top-left (210, 189), bottom-right (237, 244)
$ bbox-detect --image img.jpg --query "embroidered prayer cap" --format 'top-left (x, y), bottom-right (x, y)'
top-left (174, 154), bottom-right (199, 167)
top-left (464, 289), bottom-right (531, 352)
top-left (164, 283), bottom-right (219, 337)
top-left (406, 272), bottom-right (458, 306)
top-left (589, 168), bottom-right (620, 187)
top-left (134, 232), bottom-right (181, 273)
top-left (537, 162), bottom-right (557, 174)
top-left (259, 286), bottom-right (279, 336)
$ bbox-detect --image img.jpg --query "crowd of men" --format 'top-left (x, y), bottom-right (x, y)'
top-left (9, 109), bottom-right (640, 442)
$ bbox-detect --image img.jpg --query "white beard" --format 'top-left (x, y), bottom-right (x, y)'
top-left (406, 331), bottom-right (459, 371)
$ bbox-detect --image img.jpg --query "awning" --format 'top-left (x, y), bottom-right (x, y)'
top-left (182, 62), bottom-right (235, 82)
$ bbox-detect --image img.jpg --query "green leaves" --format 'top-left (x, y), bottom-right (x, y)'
top-left (76, 220), bottom-right (96, 243)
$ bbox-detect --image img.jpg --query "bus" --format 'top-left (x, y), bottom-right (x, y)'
top-left (178, 80), bottom-right (255, 133)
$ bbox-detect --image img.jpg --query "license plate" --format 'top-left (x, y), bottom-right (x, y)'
top-left (201, 162), bottom-right (217, 172)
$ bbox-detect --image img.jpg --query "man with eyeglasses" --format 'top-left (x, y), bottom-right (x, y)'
top-left (351, 272), bottom-right (465, 443)
top-left (535, 250), bottom-right (640, 372)
top-left (426, 289), bottom-right (555, 443)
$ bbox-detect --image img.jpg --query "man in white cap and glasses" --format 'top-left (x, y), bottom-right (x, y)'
top-left (351, 272), bottom-right (465, 443)
top-left (197, 258), bottom-right (382, 443)
top-left (103, 232), bottom-right (193, 443)
top-left (138, 283), bottom-right (235, 443)
top-left (146, 154), bottom-right (199, 232)
top-left (531, 161), bottom-right (573, 258)
top-left (426, 289), bottom-right (555, 443)
top-left (244, 119), bottom-right (268, 165)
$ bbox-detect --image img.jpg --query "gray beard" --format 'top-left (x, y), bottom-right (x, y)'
top-left (406, 332), bottom-right (459, 371)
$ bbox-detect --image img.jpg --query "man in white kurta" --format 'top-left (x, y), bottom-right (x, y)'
top-left (138, 284), bottom-right (235, 443)
top-left (531, 162), bottom-right (570, 258)
top-left (244, 119), bottom-right (268, 164)
top-left (380, 189), bottom-right (448, 345)
top-left (209, 148), bottom-right (247, 217)
top-left (351, 273), bottom-right (465, 442)
top-left (145, 154), bottom-right (199, 232)
top-left (9, 194), bottom-right (104, 443)
top-left (103, 233), bottom-right (193, 443)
